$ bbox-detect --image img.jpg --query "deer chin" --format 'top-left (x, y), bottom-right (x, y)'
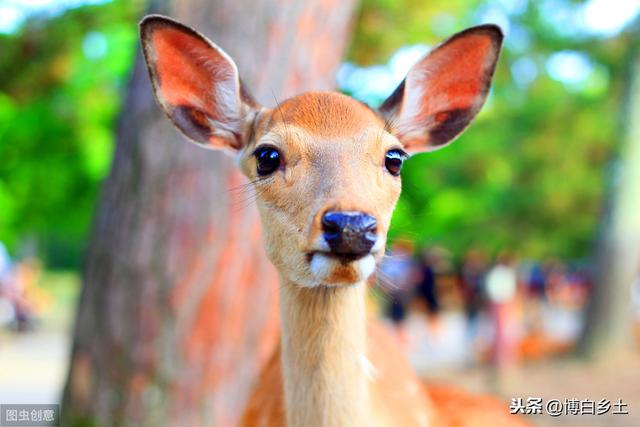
top-left (307, 252), bottom-right (376, 287)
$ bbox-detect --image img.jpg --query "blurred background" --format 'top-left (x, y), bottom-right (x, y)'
top-left (1, 0), bottom-right (639, 426)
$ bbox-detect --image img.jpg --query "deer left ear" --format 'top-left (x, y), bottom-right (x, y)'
top-left (140, 15), bottom-right (259, 152)
top-left (379, 25), bottom-right (503, 153)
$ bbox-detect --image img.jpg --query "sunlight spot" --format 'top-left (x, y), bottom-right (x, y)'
top-left (476, 5), bottom-right (511, 36)
top-left (0, 6), bottom-right (24, 33)
top-left (388, 45), bottom-right (429, 83)
top-left (496, 0), bottom-right (528, 15)
top-left (0, 0), bottom-right (111, 34)
top-left (539, 0), bottom-right (640, 37)
top-left (582, 0), bottom-right (640, 36)
top-left (540, 0), bottom-right (581, 37)
top-left (511, 56), bottom-right (538, 87)
top-left (546, 51), bottom-right (593, 85)
top-left (505, 24), bottom-right (531, 53)
top-left (338, 45), bottom-right (429, 106)
top-left (83, 31), bottom-right (108, 60)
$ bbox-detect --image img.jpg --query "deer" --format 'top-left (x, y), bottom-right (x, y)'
top-left (140, 15), bottom-right (529, 427)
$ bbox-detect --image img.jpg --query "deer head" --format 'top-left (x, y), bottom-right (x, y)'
top-left (140, 15), bottom-right (503, 288)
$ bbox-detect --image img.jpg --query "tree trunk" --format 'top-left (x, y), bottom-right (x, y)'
top-left (62, 1), bottom-right (357, 426)
top-left (577, 27), bottom-right (640, 358)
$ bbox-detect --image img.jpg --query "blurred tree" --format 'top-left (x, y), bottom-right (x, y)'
top-left (62, 0), bottom-right (357, 426)
top-left (578, 20), bottom-right (640, 358)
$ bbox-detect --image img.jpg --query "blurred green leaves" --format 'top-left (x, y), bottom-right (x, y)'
top-left (0, 0), bottom-right (143, 266)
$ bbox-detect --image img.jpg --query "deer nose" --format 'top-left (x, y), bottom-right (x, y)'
top-left (321, 211), bottom-right (377, 259)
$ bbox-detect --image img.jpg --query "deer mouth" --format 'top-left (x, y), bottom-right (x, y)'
top-left (306, 251), bottom-right (377, 286)
top-left (306, 251), bottom-right (368, 264)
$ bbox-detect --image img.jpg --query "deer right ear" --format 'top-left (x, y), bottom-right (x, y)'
top-left (140, 15), bottom-right (258, 151)
top-left (379, 25), bottom-right (503, 153)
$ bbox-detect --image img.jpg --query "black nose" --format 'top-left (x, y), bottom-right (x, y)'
top-left (321, 211), bottom-right (377, 259)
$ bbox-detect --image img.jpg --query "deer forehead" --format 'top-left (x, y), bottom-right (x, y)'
top-left (266, 92), bottom-right (386, 137)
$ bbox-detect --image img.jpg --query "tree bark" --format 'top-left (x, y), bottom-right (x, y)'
top-left (577, 27), bottom-right (640, 358)
top-left (62, 1), bottom-right (357, 426)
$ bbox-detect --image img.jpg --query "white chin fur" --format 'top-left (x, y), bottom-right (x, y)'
top-left (309, 253), bottom-right (376, 287)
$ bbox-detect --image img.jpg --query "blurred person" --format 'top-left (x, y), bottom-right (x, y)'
top-left (14, 262), bottom-right (38, 332)
top-left (411, 246), bottom-right (446, 342)
top-left (0, 241), bottom-right (10, 286)
top-left (415, 247), bottom-right (441, 318)
top-left (527, 262), bottom-right (546, 300)
top-left (543, 259), bottom-right (567, 303)
top-left (378, 240), bottom-right (419, 343)
top-left (630, 264), bottom-right (640, 347)
top-left (458, 248), bottom-right (488, 345)
top-left (0, 241), bottom-right (15, 327)
top-left (429, 246), bottom-right (460, 310)
top-left (485, 251), bottom-right (520, 372)
top-left (0, 248), bottom-right (39, 332)
top-left (562, 264), bottom-right (590, 309)
top-left (632, 268), bottom-right (640, 317)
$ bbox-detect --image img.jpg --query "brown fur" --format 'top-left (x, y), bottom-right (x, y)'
top-left (241, 321), bottom-right (527, 427)
top-left (269, 92), bottom-right (385, 137)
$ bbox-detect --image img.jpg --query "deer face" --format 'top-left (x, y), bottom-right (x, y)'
top-left (236, 93), bottom-right (403, 286)
top-left (140, 15), bottom-right (502, 287)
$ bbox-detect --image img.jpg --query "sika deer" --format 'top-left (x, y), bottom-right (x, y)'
top-left (140, 15), bottom-right (528, 427)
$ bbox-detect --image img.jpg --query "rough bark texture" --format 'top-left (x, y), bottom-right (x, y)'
top-left (62, 1), bottom-right (357, 426)
top-left (577, 27), bottom-right (640, 358)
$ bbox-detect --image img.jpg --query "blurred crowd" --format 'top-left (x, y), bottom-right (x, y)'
top-left (3, 234), bottom-right (640, 367)
top-left (377, 241), bottom-right (593, 371)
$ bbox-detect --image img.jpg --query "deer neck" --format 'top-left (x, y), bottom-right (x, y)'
top-left (279, 278), bottom-right (371, 427)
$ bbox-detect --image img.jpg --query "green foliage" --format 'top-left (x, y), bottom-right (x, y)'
top-left (350, 0), bottom-right (630, 260)
top-left (0, 1), bottom-right (143, 267)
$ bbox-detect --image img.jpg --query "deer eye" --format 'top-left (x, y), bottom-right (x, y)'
top-left (254, 146), bottom-right (281, 176)
top-left (384, 149), bottom-right (407, 176)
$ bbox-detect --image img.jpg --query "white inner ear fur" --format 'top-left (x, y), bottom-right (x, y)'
top-left (395, 60), bottom-right (453, 141)
top-left (188, 37), bottom-right (246, 143)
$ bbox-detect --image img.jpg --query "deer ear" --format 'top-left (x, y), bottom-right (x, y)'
top-left (140, 15), bottom-right (258, 151)
top-left (379, 25), bottom-right (503, 153)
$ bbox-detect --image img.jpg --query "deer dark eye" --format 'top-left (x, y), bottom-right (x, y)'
top-left (255, 146), bottom-right (281, 176)
top-left (385, 149), bottom-right (407, 176)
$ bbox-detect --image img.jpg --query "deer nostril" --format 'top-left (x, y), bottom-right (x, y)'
top-left (359, 215), bottom-right (377, 233)
top-left (321, 212), bottom-right (344, 235)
